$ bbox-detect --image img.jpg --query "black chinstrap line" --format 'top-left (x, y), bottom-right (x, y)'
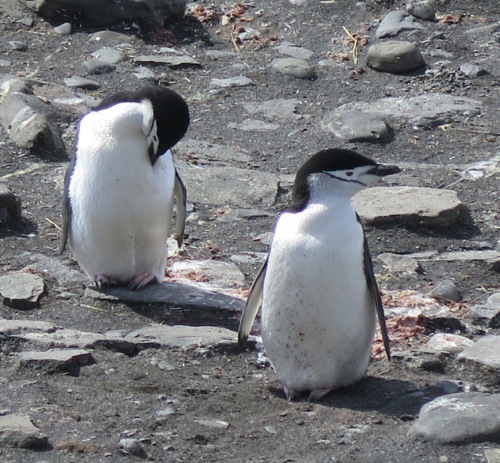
top-left (322, 171), bottom-right (367, 187)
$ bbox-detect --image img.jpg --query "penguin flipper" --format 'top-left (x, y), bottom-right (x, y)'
top-left (173, 168), bottom-right (187, 248)
top-left (59, 155), bottom-right (76, 254)
top-left (362, 234), bottom-right (391, 360)
top-left (238, 256), bottom-right (268, 348)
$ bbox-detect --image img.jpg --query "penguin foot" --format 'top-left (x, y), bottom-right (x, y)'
top-left (283, 386), bottom-right (299, 401)
top-left (92, 274), bottom-right (117, 288)
top-left (308, 388), bottom-right (333, 402)
top-left (128, 273), bottom-right (157, 291)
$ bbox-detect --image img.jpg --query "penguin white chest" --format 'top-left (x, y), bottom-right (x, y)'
top-left (261, 201), bottom-right (376, 394)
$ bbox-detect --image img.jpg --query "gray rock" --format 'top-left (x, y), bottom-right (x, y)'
top-left (457, 336), bottom-right (500, 373)
top-left (327, 93), bottom-right (482, 128)
top-left (0, 272), bottom-right (45, 309)
top-left (378, 253), bottom-right (423, 275)
top-left (125, 325), bottom-right (237, 349)
top-left (486, 449), bottom-right (500, 463)
top-left (63, 76), bottom-right (101, 90)
top-left (353, 186), bottom-right (464, 226)
top-left (53, 22), bottom-right (71, 35)
top-left (228, 118), bottom-right (280, 131)
top-left (171, 260), bottom-right (245, 289)
top-left (276, 42), bottom-right (314, 60)
top-left (425, 333), bottom-right (474, 354)
top-left (91, 47), bottom-right (128, 64)
top-left (321, 110), bottom-right (390, 142)
top-left (205, 50), bottom-right (237, 60)
top-left (17, 349), bottom-right (95, 375)
top-left (0, 415), bottom-right (49, 449)
top-left (134, 54), bottom-right (201, 68)
top-left (89, 30), bottom-right (135, 46)
top-left (119, 438), bottom-right (148, 459)
top-left (0, 182), bottom-right (22, 227)
top-left (460, 63), bottom-right (488, 78)
top-left (82, 59), bottom-right (116, 75)
top-left (430, 251), bottom-right (500, 268)
top-left (210, 76), bottom-right (254, 88)
top-left (28, 0), bottom-right (186, 28)
top-left (133, 66), bottom-right (156, 80)
top-left (23, 253), bottom-right (87, 286)
top-left (376, 10), bottom-right (425, 38)
top-left (410, 393), bottom-right (500, 444)
top-left (0, 319), bottom-right (56, 335)
top-left (465, 23), bottom-right (500, 36)
top-left (176, 139), bottom-right (251, 165)
top-left (177, 164), bottom-right (280, 208)
top-left (271, 58), bottom-right (316, 79)
top-left (366, 41), bottom-right (426, 73)
top-left (85, 281), bottom-right (244, 314)
top-left (8, 41), bottom-right (28, 51)
top-left (406, 0), bottom-right (436, 21)
top-left (242, 99), bottom-right (302, 121)
top-left (428, 279), bottom-right (461, 302)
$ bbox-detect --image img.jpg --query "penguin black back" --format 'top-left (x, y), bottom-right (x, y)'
top-left (96, 86), bottom-right (190, 156)
top-left (289, 148), bottom-right (378, 212)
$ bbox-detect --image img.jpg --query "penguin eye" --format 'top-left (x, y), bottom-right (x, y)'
top-left (345, 171), bottom-right (353, 177)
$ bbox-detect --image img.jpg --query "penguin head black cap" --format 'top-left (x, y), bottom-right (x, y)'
top-left (289, 148), bottom-right (400, 211)
top-left (96, 85), bottom-right (190, 156)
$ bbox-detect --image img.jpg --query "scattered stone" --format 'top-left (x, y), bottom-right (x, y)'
top-left (328, 93), bottom-right (482, 128)
top-left (29, 0), bottom-right (187, 28)
top-left (155, 407), bottom-right (176, 417)
top-left (486, 449), bottom-right (500, 463)
top-left (271, 58), bottom-right (316, 79)
top-left (0, 183), bottom-right (22, 227)
top-left (457, 336), bottom-right (500, 376)
top-left (23, 254), bottom-right (87, 286)
top-left (134, 54), bottom-right (201, 68)
top-left (410, 393), bottom-right (500, 444)
top-left (63, 76), bottom-right (101, 90)
top-left (276, 42), bottom-right (314, 60)
top-left (427, 380), bottom-right (463, 396)
top-left (194, 419), bottom-right (229, 429)
top-left (460, 63), bottom-right (488, 78)
top-left (53, 22), bottom-right (72, 35)
top-left (468, 293), bottom-right (500, 328)
top-left (376, 10), bottom-right (425, 38)
top-left (210, 76), bottom-right (254, 88)
top-left (0, 272), bottom-right (45, 310)
top-left (133, 66), bottom-right (156, 80)
top-left (426, 333), bottom-right (474, 354)
top-left (353, 186), bottom-right (464, 226)
top-left (176, 139), bottom-right (251, 165)
top-left (321, 110), bottom-right (390, 142)
top-left (91, 47), bottom-right (128, 64)
top-left (428, 279), bottom-right (461, 303)
top-left (171, 260), bottom-right (245, 290)
top-left (89, 30), bottom-right (135, 46)
top-left (119, 438), bottom-right (148, 459)
top-left (82, 59), bottom-right (116, 75)
top-left (242, 99), bottom-right (302, 121)
top-left (366, 41), bottom-right (426, 73)
top-left (0, 415), bottom-right (49, 449)
top-left (8, 41), bottom-right (28, 52)
top-left (125, 325), bottom-right (237, 349)
top-left (17, 349), bottom-right (95, 375)
top-left (406, 0), bottom-right (436, 21)
top-left (178, 164), bottom-right (280, 208)
top-left (378, 253), bottom-right (423, 275)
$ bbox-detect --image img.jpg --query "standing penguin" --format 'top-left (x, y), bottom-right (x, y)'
top-left (60, 86), bottom-right (189, 290)
top-left (238, 148), bottom-right (400, 400)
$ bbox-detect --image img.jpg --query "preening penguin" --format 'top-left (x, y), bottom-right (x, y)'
top-left (238, 149), bottom-right (400, 400)
top-left (60, 86), bottom-right (189, 290)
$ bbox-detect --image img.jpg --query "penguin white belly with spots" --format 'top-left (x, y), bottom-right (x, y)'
top-left (239, 148), bottom-right (399, 400)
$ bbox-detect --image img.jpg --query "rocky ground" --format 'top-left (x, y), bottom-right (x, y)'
top-left (0, 0), bottom-right (499, 462)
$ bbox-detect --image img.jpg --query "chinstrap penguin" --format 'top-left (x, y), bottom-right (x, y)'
top-left (60, 86), bottom-right (189, 290)
top-left (238, 148), bottom-right (400, 400)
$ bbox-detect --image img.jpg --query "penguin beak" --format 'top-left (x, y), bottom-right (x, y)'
top-left (369, 164), bottom-right (400, 177)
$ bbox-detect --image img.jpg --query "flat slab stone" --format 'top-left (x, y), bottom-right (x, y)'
top-left (376, 10), bottom-right (425, 38)
top-left (17, 349), bottom-right (95, 375)
top-left (457, 336), bottom-right (500, 372)
top-left (0, 319), bottom-right (56, 335)
top-left (125, 325), bottom-right (237, 349)
top-left (23, 253), bottom-right (87, 286)
top-left (410, 393), bottom-right (500, 444)
top-left (321, 110), bottom-right (389, 141)
top-left (85, 281), bottom-right (244, 313)
top-left (0, 272), bottom-right (45, 309)
top-left (210, 76), bottom-right (254, 88)
top-left (242, 99), bottom-right (302, 121)
top-left (171, 260), bottom-right (245, 290)
top-left (0, 414), bottom-right (49, 449)
top-left (134, 54), bottom-right (200, 68)
top-left (353, 186), bottom-right (464, 226)
top-left (329, 93), bottom-right (481, 128)
top-left (177, 164), bottom-right (280, 208)
top-left (91, 47), bottom-right (127, 64)
top-left (176, 139), bottom-right (251, 165)
top-left (63, 76), bottom-right (101, 89)
top-left (426, 333), bottom-right (474, 354)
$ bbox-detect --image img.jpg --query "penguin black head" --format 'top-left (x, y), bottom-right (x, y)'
top-left (96, 86), bottom-right (190, 164)
top-left (289, 148), bottom-right (400, 211)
